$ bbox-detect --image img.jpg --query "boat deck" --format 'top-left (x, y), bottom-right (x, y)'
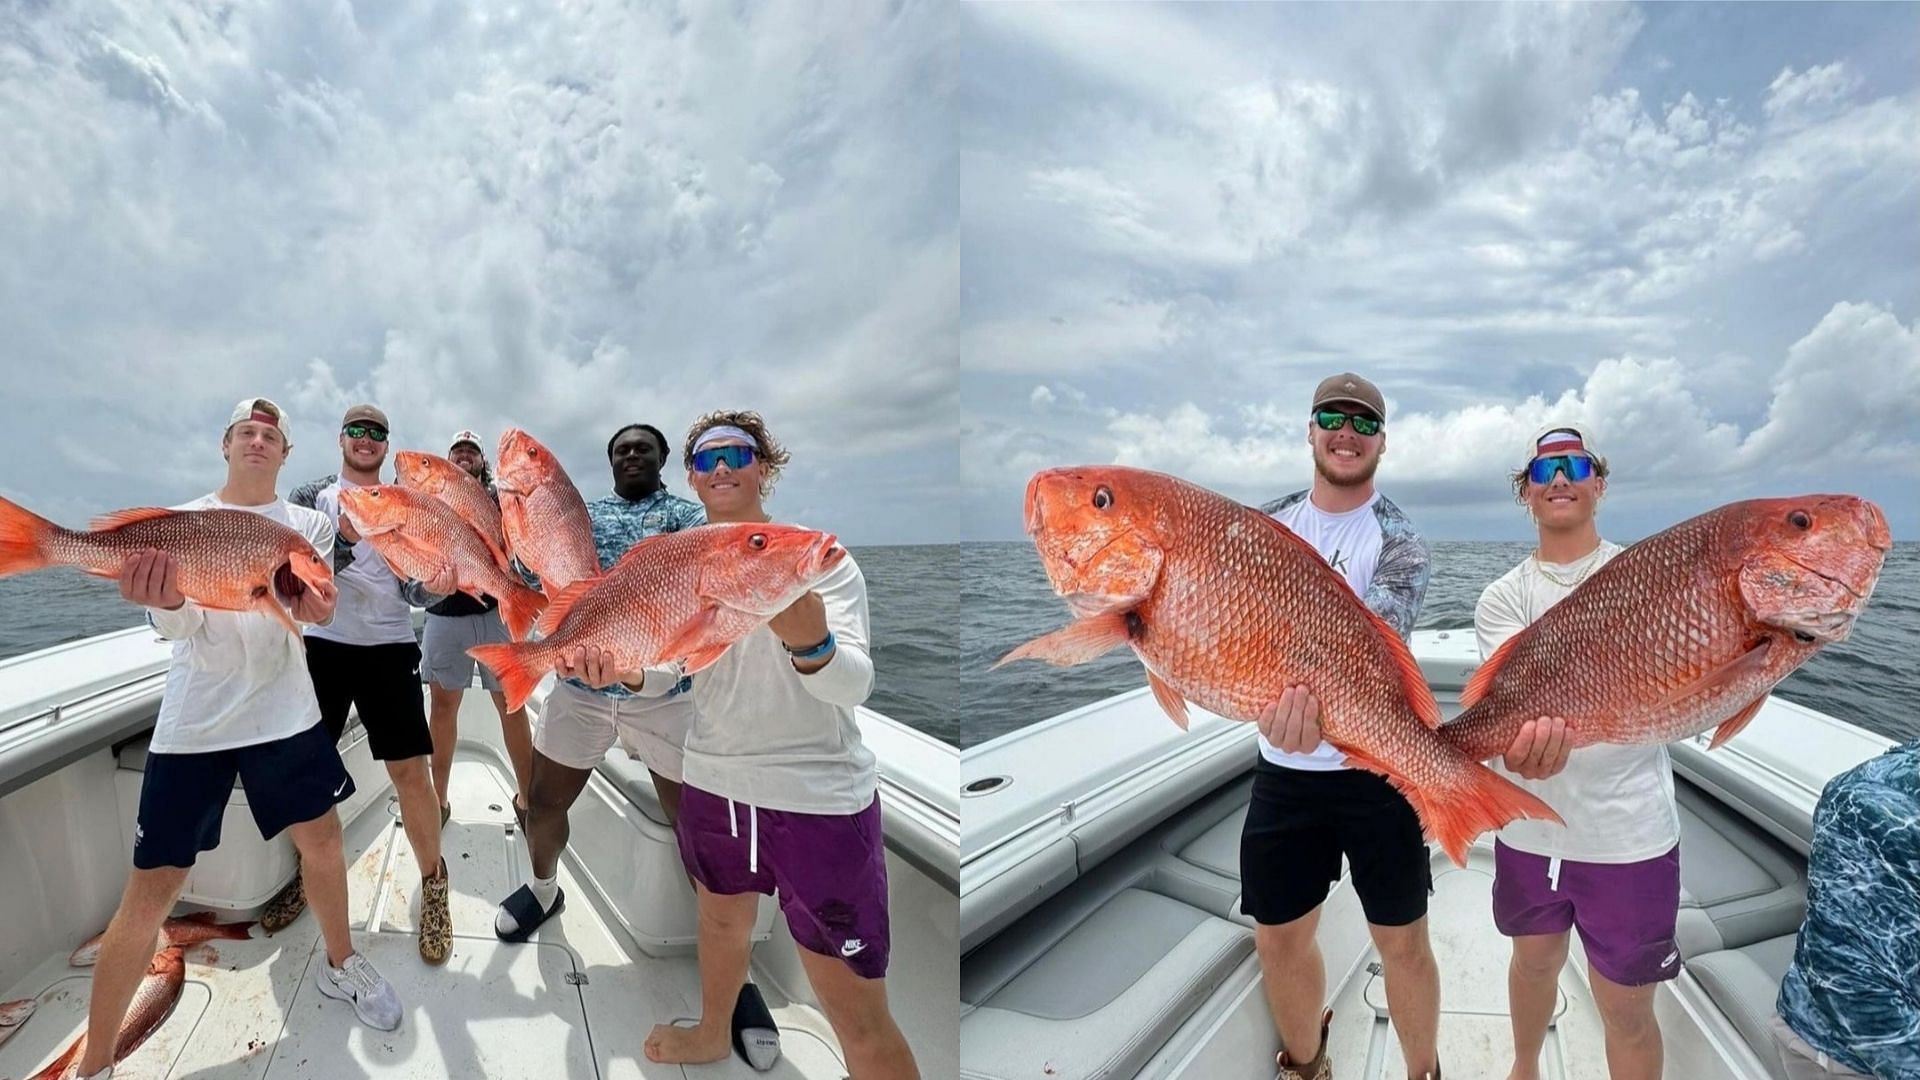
top-left (1328, 845), bottom-right (1609, 1079)
top-left (0, 748), bottom-right (848, 1080)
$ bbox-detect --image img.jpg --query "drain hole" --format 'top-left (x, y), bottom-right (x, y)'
top-left (963, 775), bottom-right (1010, 797)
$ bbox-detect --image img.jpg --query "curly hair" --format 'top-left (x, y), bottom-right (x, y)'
top-left (1510, 454), bottom-right (1610, 503)
top-left (684, 409), bottom-right (791, 498)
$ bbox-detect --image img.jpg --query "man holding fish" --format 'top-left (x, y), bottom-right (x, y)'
top-left (526, 411), bottom-right (919, 1076)
top-left (1471, 425), bottom-right (1678, 1080)
top-left (1240, 373), bottom-right (1445, 1080)
top-left (284, 404), bottom-right (457, 965)
top-left (70, 398), bottom-right (402, 1078)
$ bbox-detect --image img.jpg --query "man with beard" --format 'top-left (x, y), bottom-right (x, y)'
top-left (421, 430), bottom-right (534, 829)
top-left (1242, 373), bottom-right (1442, 1080)
top-left (280, 404), bottom-right (456, 965)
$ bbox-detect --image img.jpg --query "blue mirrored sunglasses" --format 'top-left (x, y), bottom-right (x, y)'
top-left (1528, 454), bottom-right (1595, 485)
top-left (689, 445), bottom-right (757, 473)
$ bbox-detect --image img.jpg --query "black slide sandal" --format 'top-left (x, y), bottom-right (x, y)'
top-left (495, 883), bottom-right (565, 944)
top-left (731, 981), bottom-right (781, 1071)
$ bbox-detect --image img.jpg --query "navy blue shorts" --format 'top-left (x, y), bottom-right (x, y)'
top-left (133, 721), bottom-right (355, 870)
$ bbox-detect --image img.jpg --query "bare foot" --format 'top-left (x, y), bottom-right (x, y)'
top-left (644, 1021), bottom-right (730, 1064)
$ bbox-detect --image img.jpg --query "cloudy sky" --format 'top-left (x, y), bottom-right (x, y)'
top-left (961, 2), bottom-right (1920, 542)
top-left (1, 1), bottom-right (955, 545)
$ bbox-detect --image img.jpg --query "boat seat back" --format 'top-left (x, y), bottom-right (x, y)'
top-left (1686, 933), bottom-right (1798, 1080)
top-left (1676, 781), bottom-right (1808, 958)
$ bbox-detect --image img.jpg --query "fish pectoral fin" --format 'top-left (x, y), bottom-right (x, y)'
top-left (1655, 638), bottom-right (1773, 710)
top-left (659, 606), bottom-right (723, 670)
top-left (253, 590), bottom-right (301, 639)
top-left (992, 611), bottom-right (1132, 669)
top-left (1708, 695), bottom-right (1769, 750)
top-left (1145, 669), bottom-right (1190, 731)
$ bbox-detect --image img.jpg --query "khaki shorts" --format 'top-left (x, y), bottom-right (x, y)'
top-left (1770, 1015), bottom-right (1873, 1079)
top-left (533, 679), bottom-right (693, 782)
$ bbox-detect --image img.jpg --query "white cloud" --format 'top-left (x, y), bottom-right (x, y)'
top-left (1764, 63), bottom-right (1863, 129)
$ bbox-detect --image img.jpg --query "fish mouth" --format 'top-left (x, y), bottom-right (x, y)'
top-left (1773, 609), bottom-right (1858, 645)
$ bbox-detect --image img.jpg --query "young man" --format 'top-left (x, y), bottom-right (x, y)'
top-left (1241, 372), bottom-right (1441, 1080)
top-left (421, 429), bottom-right (533, 827)
top-left (1772, 739), bottom-right (1919, 1079)
top-left (569, 412), bottom-right (918, 1078)
top-left (1473, 425), bottom-right (1678, 1080)
top-left (491, 421), bottom-right (707, 938)
top-left (75, 398), bottom-right (400, 1079)
top-left (283, 404), bottom-right (455, 964)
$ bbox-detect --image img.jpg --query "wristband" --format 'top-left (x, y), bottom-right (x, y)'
top-left (786, 631), bottom-right (835, 661)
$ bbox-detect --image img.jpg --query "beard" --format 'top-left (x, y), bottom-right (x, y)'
top-left (1313, 445), bottom-right (1379, 487)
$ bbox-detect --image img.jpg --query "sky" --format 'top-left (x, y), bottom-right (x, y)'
top-left (4, 3), bottom-right (1915, 548)
top-left (0, 0), bottom-right (956, 546)
top-left (960, 2), bottom-right (1920, 542)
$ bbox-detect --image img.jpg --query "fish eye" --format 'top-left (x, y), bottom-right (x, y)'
top-left (1092, 486), bottom-right (1113, 510)
top-left (1788, 510), bottom-right (1811, 530)
top-left (748, 533), bottom-right (767, 549)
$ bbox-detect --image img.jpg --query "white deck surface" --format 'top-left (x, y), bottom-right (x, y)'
top-left (0, 749), bottom-right (850, 1080)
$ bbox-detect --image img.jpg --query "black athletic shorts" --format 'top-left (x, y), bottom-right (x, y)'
top-left (305, 637), bottom-right (433, 761)
top-left (134, 721), bottom-right (354, 870)
top-left (1239, 756), bottom-right (1434, 927)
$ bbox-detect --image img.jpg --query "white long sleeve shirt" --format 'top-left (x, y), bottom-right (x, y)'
top-left (679, 552), bottom-right (877, 815)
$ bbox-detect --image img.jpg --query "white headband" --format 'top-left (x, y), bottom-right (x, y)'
top-left (692, 424), bottom-right (756, 451)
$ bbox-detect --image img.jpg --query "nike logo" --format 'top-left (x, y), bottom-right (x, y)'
top-left (1660, 949), bottom-right (1678, 969)
top-left (839, 938), bottom-right (866, 958)
top-left (333, 778), bottom-right (350, 798)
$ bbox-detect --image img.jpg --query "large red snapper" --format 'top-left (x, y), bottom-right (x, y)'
top-left (996, 465), bottom-right (1561, 867)
top-left (495, 429), bottom-right (600, 592)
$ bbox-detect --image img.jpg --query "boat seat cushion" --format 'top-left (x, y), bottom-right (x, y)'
top-left (1151, 777), bottom-right (1253, 917)
top-left (1676, 782), bottom-right (1807, 957)
top-left (961, 887), bottom-right (1252, 1080)
top-left (594, 750), bottom-right (672, 827)
top-left (1686, 933), bottom-right (1798, 1080)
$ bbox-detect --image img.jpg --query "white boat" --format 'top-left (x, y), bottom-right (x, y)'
top-left (958, 629), bottom-right (1891, 1080)
top-left (0, 618), bottom-right (960, 1079)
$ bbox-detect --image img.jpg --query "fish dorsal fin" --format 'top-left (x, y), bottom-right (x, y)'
top-left (534, 577), bottom-right (599, 638)
top-left (1461, 631), bottom-right (1525, 709)
top-left (1249, 510), bottom-right (1442, 728)
top-left (90, 507), bottom-right (175, 532)
top-left (1656, 638), bottom-right (1773, 710)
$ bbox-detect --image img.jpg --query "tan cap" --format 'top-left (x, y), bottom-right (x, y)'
top-left (448, 430), bottom-right (484, 454)
top-left (341, 403), bottom-right (389, 432)
top-left (1311, 372), bottom-right (1386, 422)
top-left (226, 397), bottom-right (291, 446)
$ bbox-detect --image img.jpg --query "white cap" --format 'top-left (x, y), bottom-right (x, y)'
top-left (227, 397), bottom-right (290, 446)
top-left (448, 430), bottom-right (484, 455)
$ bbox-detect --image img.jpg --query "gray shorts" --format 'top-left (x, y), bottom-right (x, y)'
top-left (533, 679), bottom-right (694, 782)
top-left (422, 609), bottom-right (510, 692)
top-left (1769, 1015), bottom-right (1873, 1079)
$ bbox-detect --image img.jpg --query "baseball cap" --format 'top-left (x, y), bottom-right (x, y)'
top-left (1530, 423), bottom-right (1600, 461)
top-left (1311, 372), bottom-right (1387, 422)
top-left (341, 404), bottom-right (389, 432)
top-left (226, 398), bottom-right (290, 445)
top-left (448, 430), bottom-right (484, 454)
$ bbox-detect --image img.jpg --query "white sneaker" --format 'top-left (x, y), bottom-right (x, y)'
top-left (315, 951), bottom-right (403, 1031)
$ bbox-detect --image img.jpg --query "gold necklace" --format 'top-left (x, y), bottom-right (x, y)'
top-left (1532, 546), bottom-right (1605, 589)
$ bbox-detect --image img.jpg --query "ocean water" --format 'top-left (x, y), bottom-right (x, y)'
top-left (3, 543), bottom-right (1914, 753)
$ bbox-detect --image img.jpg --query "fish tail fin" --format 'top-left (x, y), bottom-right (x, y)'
top-left (469, 642), bottom-right (546, 712)
top-left (220, 920), bottom-right (256, 941)
top-left (0, 495), bottom-right (59, 578)
top-left (496, 582), bottom-right (548, 643)
top-left (1346, 746), bottom-right (1562, 868)
top-left (29, 1034), bottom-right (82, 1080)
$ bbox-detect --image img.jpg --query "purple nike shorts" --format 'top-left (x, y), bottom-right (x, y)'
top-left (1492, 840), bottom-right (1683, 987)
top-left (676, 783), bottom-right (892, 980)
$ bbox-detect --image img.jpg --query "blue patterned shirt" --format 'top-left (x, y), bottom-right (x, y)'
top-left (561, 487), bottom-right (706, 699)
top-left (1776, 740), bottom-right (1920, 1077)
